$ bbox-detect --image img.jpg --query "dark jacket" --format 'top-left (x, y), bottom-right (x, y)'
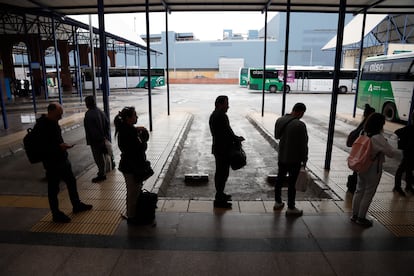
top-left (36, 115), bottom-right (68, 166)
top-left (395, 125), bottom-right (414, 159)
top-left (274, 114), bottom-right (308, 164)
top-left (209, 109), bottom-right (239, 156)
top-left (117, 124), bottom-right (147, 174)
top-left (84, 107), bottom-right (110, 145)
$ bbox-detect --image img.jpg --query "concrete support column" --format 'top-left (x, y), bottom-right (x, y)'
top-left (27, 35), bottom-right (42, 96)
top-left (108, 49), bottom-right (116, 67)
top-left (78, 44), bottom-right (89, 67)
top-left (57, 40), bottom-right (72, 90)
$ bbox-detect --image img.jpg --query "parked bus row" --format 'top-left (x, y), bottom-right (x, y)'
top-left (239, 65), bottom-right (357, 94)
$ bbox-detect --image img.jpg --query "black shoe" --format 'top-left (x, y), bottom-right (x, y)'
top-left (393, 187), bottom-right (406, 197)
top-left (73, 202), bottom-right (93, 214)
top-left (111, 161), bottom-right (116, 170)
top-left (355, 217), bottom-right (373, 227)
top-left (350, 215), bottom-right (358, 222)
top-left (215, 193), bottom-right (232, 201)
top-left (53, 211), bottom-right (71, 223)
top-left (92, 175), bottom-right (106, 183)
top-left (213, 200), bottom-right (232, 209)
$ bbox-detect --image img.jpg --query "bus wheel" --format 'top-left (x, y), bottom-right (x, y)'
top-left (283, 85), bottom-right (291, 93)
top-left (338, 86), bottom-right (347, 93)
top-left (382, 102), bottom-right (396, 121)
top-left (269, 85), bottom-right (277, 93)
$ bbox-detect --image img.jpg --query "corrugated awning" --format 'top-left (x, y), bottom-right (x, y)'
top-left (70, 14), bottom-right (147, 47)
top-left (322, 14), bottom-right (387, 50)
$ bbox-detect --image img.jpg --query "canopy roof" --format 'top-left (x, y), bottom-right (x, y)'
top-left (322, 14), bottom-right (414, 49)
top-left (0, 0), bottom-right (413, 16)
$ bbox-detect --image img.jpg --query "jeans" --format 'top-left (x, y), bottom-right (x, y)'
top-left (123, 173), bottom-right (143, 218)
top-left (352, 160), bottom-right (382, 219)
top-left (275, 162), bottom-right (301, 209)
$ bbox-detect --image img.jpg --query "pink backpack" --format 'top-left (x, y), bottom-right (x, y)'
top-left (347, 135), bottom-right (373, 173)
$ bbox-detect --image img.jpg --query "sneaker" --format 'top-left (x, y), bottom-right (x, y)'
top-left (393, 186), bottom-right (406, 197)
top-left (355, 217), bottom-right (373, 227)
top-left (73, 202), bottom-right (93, 214)
top-left (215, 193), bottom-right (232, 201)
top-left (53, 211), bottom-right (71, 223)
top-left (213, 200), bottom-right (232, 209)
top-left (350, 215), bottom-right (358, 222)
top-left (111, 161), bottom-right (116, 170)
top-left (92, 175), bottom-right (106, 183)
top-left (273, 202), bottom-right (285, 211)
top-left (285, 207), bottom-right (303, 217)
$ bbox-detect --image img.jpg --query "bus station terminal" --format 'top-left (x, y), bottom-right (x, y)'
top-left (0, 92), bottom-right (414, 274)
top-left (1, 0), bottom-right (414, 274)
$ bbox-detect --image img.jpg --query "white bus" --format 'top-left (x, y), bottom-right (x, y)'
top-left (83, 67), bottom-right (165, 90)
top-left (247, 65), bottom-right (357, 93)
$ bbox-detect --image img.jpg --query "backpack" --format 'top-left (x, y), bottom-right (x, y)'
top-left (23, 125), bottom-right (43, 164)
top-left (347, 135), bottom-right (374, 173)
top-left (135, 190), bottom-right (158, 225)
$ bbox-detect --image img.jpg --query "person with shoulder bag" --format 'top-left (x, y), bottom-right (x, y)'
top-left (114, 107), bottom-right (155, 225)
top-left (345, 104), bottom-right (375, 193)
top-left (351, 113), bottom-right (397, 227)
top-left (393, 113), bottom-right (414, 196)
top-left (273, 102), bottom-right (308, 217)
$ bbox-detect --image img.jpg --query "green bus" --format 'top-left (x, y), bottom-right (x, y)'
top-left (238, 67), bottom-right (249, 87)
top-left (136, 68), bottom-right (165, 89)
top-left (358, 52), bottom-right (414, 121)
top-left (248, 67), bottom-right (288, 93)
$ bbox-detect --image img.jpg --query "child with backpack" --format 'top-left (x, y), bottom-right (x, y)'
top-left (345, 104), bottom-right (375, 193)
top-left (351, 113), bottom-right (397, 227)
top-left (393, 114), bottom-right (414, 196)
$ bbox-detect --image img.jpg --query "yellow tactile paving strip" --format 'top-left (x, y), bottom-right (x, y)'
top-left (3, 190), bottom-right (414, 236)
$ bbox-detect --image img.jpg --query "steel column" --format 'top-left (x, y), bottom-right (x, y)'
top-left (282, 0), bottom-right (291, 116)
top-left (52, 17), bottom-right (63, 104)
top-left (261, 8), bottom-right (268, 117)
top-left (146, 0), bottom-right (153, 131)
top-left (324, 0), bottom-right (346, 170)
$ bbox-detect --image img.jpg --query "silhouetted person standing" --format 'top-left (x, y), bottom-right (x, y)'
top-left (209, 95), bottom-right (244, 209)
top-left (84, 96), bottom-right (114, 183)
top-left (37, 103), bottom-right (92, 223)
top-left (394, 113), bottom-right (414, 196)
top-left (274, 102), bottom-right (308, 216)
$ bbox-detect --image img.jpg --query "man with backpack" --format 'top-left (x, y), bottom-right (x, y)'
top-left (394, 113), bottom-right (414, 196)
top-left (36, 103), bottom-right (93, 223)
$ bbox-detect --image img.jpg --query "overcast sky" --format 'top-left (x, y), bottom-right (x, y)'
top-left (110, 12), bottom-right (277, 41)
top-left (131, 12), bottom-right (276, 40)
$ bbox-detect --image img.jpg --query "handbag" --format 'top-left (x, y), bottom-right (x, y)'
top-left (135, 160), bottom-right (154, 182)
top-left (295, 167), bottom-right (310, 192)
top-left (230, 142), bottom-right (246, 170)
